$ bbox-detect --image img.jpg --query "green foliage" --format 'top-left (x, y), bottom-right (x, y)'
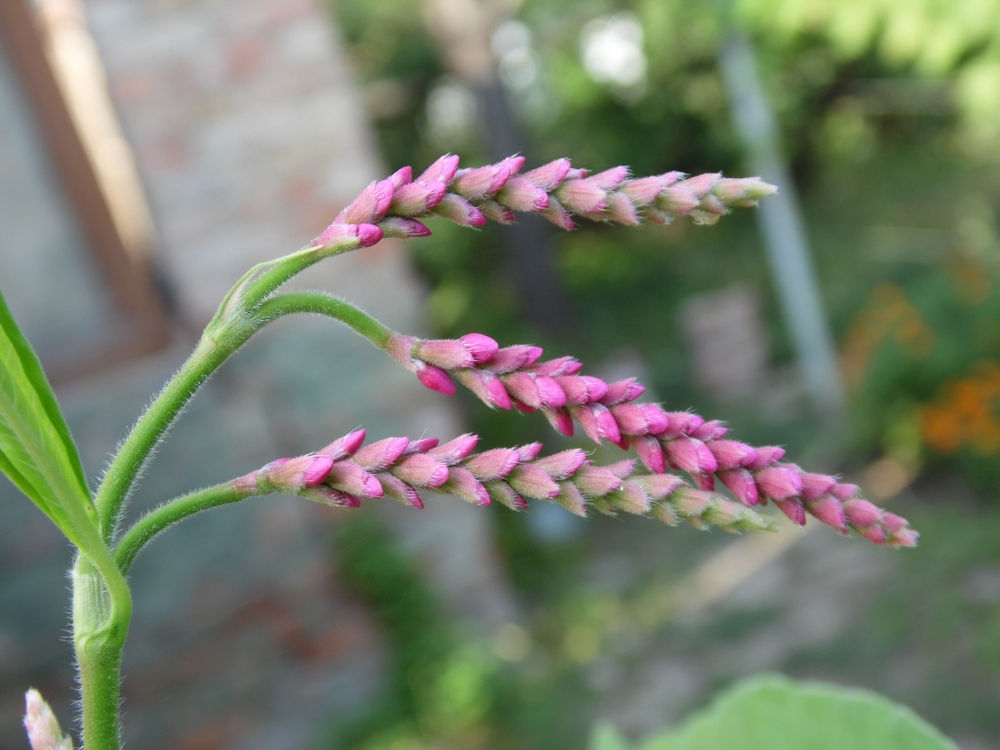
top-left (0, 285), bottom-right (95, 548)
top-left (591, 674), bottom-right (957, 750)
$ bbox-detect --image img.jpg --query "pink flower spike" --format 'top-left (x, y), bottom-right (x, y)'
top-left (540, 196), bottom-right (575, 230)
top-left (444, 466), bottom-right (491, 506)
top-left (352, 437), bottom-right (411, 471)
top-left (632, 435), bottom-right (667, 473)
top-left (453, 164), bottom-right (512, 199)
top-left (418, 153), bottom-right (460, 184)
top-left (429, 433), bottom-right (480, 464)
top-left (679, 172), bottom-right (720, 198)
top-left (522, 158), bottom-right (572, 190)
top-left (391, 180), bottom-right (447, 215)
top-left (755, 465), bottom-right (803, 500)
top-left (589, 166), bottom-right (629, 190)
top-left (433, 193), bottom-right (487, 226)
top-left (601, 378), bottom-right (646, 406)
top-left (719, 468), bottom-right (759, 505)
top-left (831, 482), bottom-right (861, 501)
top-left (621, 176), bottom-right (665, 205)
top-left (466, 448), bottom-right (521, 481)
top-left (318, 429), bottom-right (367, 459)
top-left (556, 375), bottom-right (609, 405)
top-left (356, 223), bottom-right (384, 248)
top-left (805, 495), bottom-right (847, 532)
top-left (800, 473), bottom-right (838, 501)
top-left (460, 333), bottom-right (500, 363)
top-left (745, 445), bottom-right (786, 471)
top-left (843, 498), bottom-right (882, 528)
top-left (416, 362), bottom-right (457, 396)
top-left (543, 407), bottom-right (575, 436)
top-left (607, 192), bottom-right (640, 225)
top-left (774, 497), bottom-right (807, 526)
top-left (338, 179), bottom-right (396, 224)
top-left (392, 453), bottom-right (450, 488)
top-left (379, 217), bottom-right (433, 238)
top-left (518, 442), bottom-right (544, 462)
top-left (390, 165), bottom-right (412, 188)
top-left (556, 178), bottom-right (607, 215)
top-left (535, 449), bottom-right (588, 480)
top-left (303, 456), bottom-right (335, 486)
top-left (708, 440), bottom-right (757, 471)
top-left (496, 177), bottom-right (550, 212)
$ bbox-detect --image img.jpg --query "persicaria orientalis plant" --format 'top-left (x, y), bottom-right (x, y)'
top-left (0, 153), bottom-right (916, 749)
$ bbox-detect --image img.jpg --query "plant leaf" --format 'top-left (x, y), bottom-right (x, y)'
top-left (634, 674), bottom-right (957, 750)
top-left (0, 286), bottom-right (95, 543)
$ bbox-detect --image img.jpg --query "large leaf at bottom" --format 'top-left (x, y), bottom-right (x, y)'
top-left (0, 286), bottom-right (94, 541)
top-left (594, 674), bottom-right (957, 750)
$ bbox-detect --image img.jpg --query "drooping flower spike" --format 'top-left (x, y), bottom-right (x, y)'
top-left (310, 154), bottom-right (777, 249)
top-left (247, 429), bottom-right (915, 548)
top-left (386, 333), bottom-right (917, 549)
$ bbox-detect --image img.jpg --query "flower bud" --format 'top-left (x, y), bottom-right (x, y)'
top-left (881, 512), bottom-right (908, 534)
top-left (689, 419), bottom-right (726, 441)
top-left (356, 223), bottom-right (384, 247)
top-left (859, 524), bottom-right (886, 545)
top-left (632, 435), bottom-right (666, 473)
top-left (479, 199), bottom-right (516, 224)
top-left (589, 166), bottom-right (629, 190)
top-left (556, 375), bottom-right (608, 405)
top-left (708, 440), bottom-right (757, 471)
top-left (508, 464), bottom-right (560, 499)
top-left (379, 217), bottom-right (432, 238)
top-left (488, 480), bottom-right (529, 511)
top-left (574, 465), bottom-right (623, 497)
top-left (24, 689), bottom-right (72, 750)
top-left (417, 153), bottom-right (460, 184)
top-left (571, 403), bottom-right (621, 445)
top-left (301, 485), bottom-right (362, 508)
top-left (831, 482), bottom-right (860, 501)
top-left (556, 178), bottom-right (607, 215)
top-left (415, 362), bottom-right (457, 396)
top-left (352, 437), bottom-right (410, 471)
top-left (800, 473), bottom-right (838, 501)
top-left (534, 449), bottom-right (588, 480)
top-left (635, 473), bottom-right (685, 500)
top-left (496, 177), bottom-right (550, 211)
top-left (744, 445), bottom-right (786, 471)
top-left (542, 406), bottom-right (575, 436)
top-left (658, 185), bottom-right (698, 215)
top-left (377, 473), bottom-right (424, 508)
top-left (390, 165), bottom-right (412, 188)
top-left (607, 191), bottom-right (640, 225)
top-left (432, 193), bottom-right (487, 226)
top-left (311, 222), bottom-right (360, 248)
top-left (620, 176), bottom-right (665, 206)
top-left (670, 486), bottom-right (712, 517)
top-left (719, 468), bottom-right (759, 506)
top-left (517, 442), bottom-right (544, 461)
top-left (484, 345), bottom-right (544, 373)
top-left (337, 178), bottom-right (396, 224)
top-left (660, 411), bottom-right (704, 438)
top-left (541, 196), bottom-right (575, 230)
top-left (888, 528), bottom-right (919, 548)
top-left (755, 465), bottom-right (803, 500)
top-left (555, 482), bottom-right (588, 516)
top-left (392, 453), bottom-right (450, 488)
top-left (678, 172), bottom-right (720, 198)
top-left (610, 480), bottom-right (651, 514)
top-left (443, 466), bottom-right (491, 506)
top-left (712, 176), bottom-right (777, 207)
top-left (600, 378), bottom-right (645, 405)
top-left (460, 333), bottom-right (500, 363)
top-left (665, 436), bottom-right (717, 475)
top-left (429, 433), bottom-right (479, 465)
top-left (390, 180), bottom-right (447, 215)
top-left (466, 448), bottom-right (521, 481)
top-left (532, 356), bottom-right (582, 377)
top-left (453, 368), bottom-right (512, 409)
top-left (522, 158), bottom-right (572, 190)
top-left (843, 498), bottom-right (882, 528)
top-left (317, 429), bottom-right (367, 459)
top-left (327, 461), bottom-right (383, 498)
top-left (805, 495), bottom-right (847, 532)
top-left (503, 372), bottom-right (542, 409)
top-left (405, 437), bottom-right (439, 454)
top-left (774, 497), bottom-right (807, 525)
top-left (453, 164), bottom-right (512, 199)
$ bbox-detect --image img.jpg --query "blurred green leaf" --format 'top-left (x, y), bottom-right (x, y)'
top-left (0, 286), bottom-right (94, 544)
top-left (637, 674), bottom-right (957, 750)
top-left (590, 722), bottom-right (633, 750)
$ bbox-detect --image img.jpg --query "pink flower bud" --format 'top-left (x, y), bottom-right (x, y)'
top-left (405, 437), bottom-right (439, 453)
top-left (352, 437), bottom-right (411, 471)
top-left (414, 338), bottom-right (474, 369)
top-left (888, 528), bottom-right (919, 548)
top-left (417, 153), bottom-right (460, 184)
top-left (679, 172), bottom-right (720, 198)
top-left (556, 178), bottom-right (607, 215)
top-left (607, 191), bottom-right (640, 225)
top-left (572, 403), bottom-right (621, 444)
top-left (392, 453), bottom-right (450, 488)
top-left (454, 368), bottom-right (511, 409)
top-left (377, 473), bottom-right (424, 508)
top-left (327, 461), bottom-right (383, 498)
top-left (518, 442), bottom-right (544, 461)
top-left (713, 176), bottom-right (777, 207)
top-left (356, 223), bottom-right (384, 247)
top-left (660, 412), bottom-right (704, 438)
top-left (859, 524), bottom-right (886, 545)
top-left (317, 429), bottom-right (367, 459)
top-left (774, 497), bottom-right (807, 525)
top-left (432, 193), bottom-right (487, 226)
top-left (659, 185), bottom-right (698, 215)
top-left (24, 689), bottom-right (71, 750)
top-left (692, 473), bottom-right (715, 491)
top-left (429, 433), bottom-right (480, 464)
top-left (503, 372), bottom-right (542, 409)
top-left (497, 177), bottom-right (550, 212)
top-left (745, 445), bottom-right (786, 471)
top-left (466, 448), bottom-right (521, 481)
top-left (460, 333), bottom-right (499, 363)
top-left (689, 419), bottom-right (724, 441)
top-left (453, 164), bottom-right (512, 199)
top-left (670, 486), bottom-right (712, 517)
top-left (499, 154), bottom-right (527, 175)
top-left (800, 473), bottom-right (838, 501)
top-left (508, 464), bottom-right (560, 499)
top-left (488, 480), bottom-right (529, 511)
top-left (540, 196), bottom-right (575, 230)
top-left (665, 436), bottom-right (716, 475)
top-left (632, 435), bottom-right (666, 473)
top-left (831, 482), bottom-right (860, 501)
top-left (479, 199), bottom-right (516, 224)
top-left (566, 167), bottom-right (588, 179)
top-left (660, 170), bottom-right (685, 186)
top-left (556, 375), bottom-right (608, 405)
top-left (600, 378), bottom-right (646, 405)
top-left (443, 466), bottom-right (491, 505)
top-left (555, 482), bottom-right (587, 516)
top-left (390, 180), bottom-right (447, 215)
top-left (719, 468), bottom-right (760, 506)
top-left (415, 362), bottom-right (457, 396)
top-left (542, 406), bottom-right (575, 436)
top-left (610, 404), bottom-right (668, 436)
top-left (532, 356), bottom-right (582, 376)
top-left (522, 158), bottom-right (572, 190)
top-left (484, 345), bottom-right (544, 373)
top-left (337, 178), bottom-right (396, 224)
top-left (805, 495), bottom-right (847, 532)
top-left (621, 176), bottom-right (665, 206)
top-left (390, 165), bottom-right (412, 188)
top-left (653, 500), bottom-right (679, 525)
top-left (608, 459), bottom-right (635, 478)
top-left (379, 217), bottom-right (432, 238)
top-left (634, 473), bottom-right (685, 500)
top-left (301, 485), bottom-right (362, 508)
top-left (708, 440), bottom-right (757, 471)
top-left (574, 465), bottom-right (623, 497)
top-left (755, 466), bottom-right (803, 500)
top-left (303, 455), bottom-right (335, 486)
top-left (612, 480), bottom-right (651, 514)
top-left (881, 512), bottom-right (909, 534)
top-left (534, 449), bottom-right (588, 480)
top-left (645, 207), bottom-right (674, 225)
top-left (535, 375), bottom-right (567, 408)
top-left (312, 222), bottom-right (360, 248)
top-left (589, 166), bottom-right (629, 190)
top-left (843, 498), bottom-right (882, 528)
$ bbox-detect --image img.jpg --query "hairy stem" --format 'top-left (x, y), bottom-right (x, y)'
top-left (115, 479), bottom-right (257, 574)
top-left (251, 292), bottom-right (393, 349)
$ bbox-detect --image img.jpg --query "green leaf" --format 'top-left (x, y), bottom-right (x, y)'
top-left (635, 675), bottom-right (957, 750)
top-left (0, 286), bottom-right (95, 545)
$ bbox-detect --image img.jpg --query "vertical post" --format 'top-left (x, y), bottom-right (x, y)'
top-left (718, 31), bottom-right (846, 422)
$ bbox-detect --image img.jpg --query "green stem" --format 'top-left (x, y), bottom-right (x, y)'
top-left (240, 239), bottom-right (359, 312)
top-left (114, 479), bottom-right (257, 574)
top-left (251, 292), bottom-right (394, 349)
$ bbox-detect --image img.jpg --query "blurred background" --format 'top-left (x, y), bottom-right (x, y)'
top-left (1, 0), bottom-right (1000, 747)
